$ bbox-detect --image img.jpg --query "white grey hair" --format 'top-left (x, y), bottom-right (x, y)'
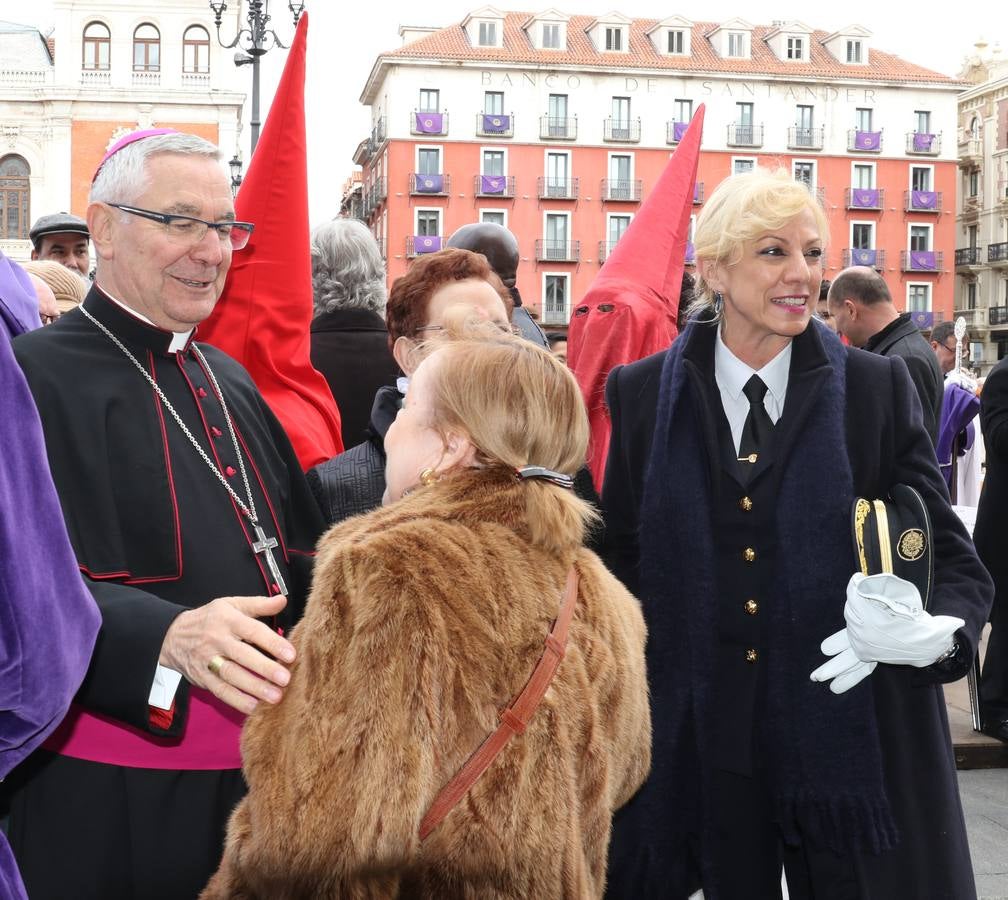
top-left (89, 132), bottom-right (223, 205)
top-left (310, 218), bottom-right (387, 317)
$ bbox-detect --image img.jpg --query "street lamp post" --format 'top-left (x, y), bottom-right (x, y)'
top-left (208, 1), bottom-right (305, 154)
top-left (229, 154), bottom-right (244, 196)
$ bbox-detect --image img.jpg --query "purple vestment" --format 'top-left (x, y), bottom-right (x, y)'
top-left (937, 381), bottom-right (981, 490)
top-left (0, 254), bottom-right (100, 900)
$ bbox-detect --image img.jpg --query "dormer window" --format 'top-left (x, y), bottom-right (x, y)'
top-left (823, 25), bottom-right (871, 66)
top-left (786, 36), bottom-right (803, 60)
top-left (543, 23), bottom-right (560, 48)
top-left (478, 21), bottom-right (497, 46)
top-left (847, 39), bottom-right (863, 63)
top-left (668, 29), bottom-right (685, 54)
top-left (727, 32), bottom-right (746, 57)
top-left (605, 26), bottom-right (624, 51)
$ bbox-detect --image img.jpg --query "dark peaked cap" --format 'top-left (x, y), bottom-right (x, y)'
top-left (29, 212), bottom-right (89, 249)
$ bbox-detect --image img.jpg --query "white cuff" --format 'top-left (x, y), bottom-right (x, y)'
top-left (148, 664), bottom-right (183, 710)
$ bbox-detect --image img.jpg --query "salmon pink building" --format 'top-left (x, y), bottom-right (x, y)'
top-left (354, 9), bottom-right (963, 330)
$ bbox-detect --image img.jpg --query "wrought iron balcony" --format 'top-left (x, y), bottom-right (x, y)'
top-left (409, 173), bottom-right (451, 196)
top-left (541, 304), bottom-right (569, 326)
top-left (727, 123), bottom-right (764, 148)
top-left (667, 120), bottom-right (690, 144)
top-left (603, 118), bottom-right (641, 142)
top-left (848, 129), bottom-right (883, 152)
top-left (990, 306), bottom-right (1008, 326)
top-left (904, 190), bottom-right (942, 213)
top-left (535, 239), bottom-right (580, 262)
top-left (410, 110), bottom-right (448, 136)
top-left (598, 240), bottom-right (616, 263)
top-left (601, 179), bottom-right (642, 202)
top-left (476, 113), bottom-right (514, 138)
top-left (841, 248), bottom-right (885, 270)
top-left (371, 117), bottom-right (386, 146)
top-left (907, 131), bottom-right (940, 155)
top-left (990, 242), bottom-right (1008, 266)
top-left (539, 116), bottom-right (577, 140)
top-left (787, 126), bottom-right (824, 150)
top-left (473, 174), bottom-right (515, 197)
top-left (955, 247), bottom-right (983, 267)
top-left (900, 250), bottom-right (943, 272)
top-left (407, 235), bottom-right (443, 257)
top-left (845, 187), bottom-right (884, 210)
top-left (537, 177), bottom-right (579, 200)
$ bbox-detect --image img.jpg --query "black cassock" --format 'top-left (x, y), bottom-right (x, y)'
top-left (9, 287), bottom-right (324, 900)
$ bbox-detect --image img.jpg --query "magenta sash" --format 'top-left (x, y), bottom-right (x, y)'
top-left (43, 688), bottom-right (244, 770)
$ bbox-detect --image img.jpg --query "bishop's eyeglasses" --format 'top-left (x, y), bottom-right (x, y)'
top-left (107, 203), bottom-right (255, 251)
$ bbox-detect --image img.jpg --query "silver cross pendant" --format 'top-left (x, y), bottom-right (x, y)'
top-left (251, 523), bottom-right (289, 597)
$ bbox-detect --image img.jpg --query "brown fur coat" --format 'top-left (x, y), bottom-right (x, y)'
top-left (201, 468), bottom-right (650, 899)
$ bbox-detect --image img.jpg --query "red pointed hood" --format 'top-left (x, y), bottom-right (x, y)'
top-left (567, 105), bottom-right (705, 490)
top-left (199, 11), bottom-right (344, 469)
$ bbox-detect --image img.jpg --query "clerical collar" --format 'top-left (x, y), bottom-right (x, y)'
top-left (94, 285), bottom-right (194, 354)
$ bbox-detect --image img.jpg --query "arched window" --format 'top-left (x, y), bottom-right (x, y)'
top-left (970, 116), bottom-right (981, 138)
top-left (183, 25), bottom-right (210, 74)
top-left (133, 23), bottom-right (160, 72)
top-left (0, 155), bottom-right (31, 241)
top-left (82, 21), bottom-right (110, 71)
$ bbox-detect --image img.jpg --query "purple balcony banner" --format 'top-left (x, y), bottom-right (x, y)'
top-left (854, 130), bottom-right (881, 150)
top-left (693, 182), bottom-right (701, 204)
top-left (910, 250), bottom-right (937, 270)
top-left (685, 241), bottom-right (695, 264)
top-left (851, 248), bottom-right (877, 267)
top-left (673, 121), bottom-right (689, 142)
top-left (913, 132), bottom-right (935, 152)
top-left (480, 174), bottom-right (506, 194)
top-left (851, 188), bottom-right (880, 208)
top-left (911, 190), bottom-right (938, 209)
top-left (414, 112), bottom-right (444, 134)
top-left (414, 235), bottom-right (442, 254)
top-left (415, 174), bottom-right (444, 193)
top-left (481, 114), bottom-right (511, 133)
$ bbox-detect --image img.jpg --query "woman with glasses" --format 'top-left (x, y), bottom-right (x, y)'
top-left (601, 168), bottom-right (992, 899)
top-left (307, 247), bottom-right (513, 524)
top-left (202, 324), bottom-right (650, 899)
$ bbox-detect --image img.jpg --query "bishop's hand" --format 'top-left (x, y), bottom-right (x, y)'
top-left (159, 594), bottom-right (296, 715)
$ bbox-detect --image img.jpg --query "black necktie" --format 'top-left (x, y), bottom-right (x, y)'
top-left (738, 375), bottom-right (773, 465)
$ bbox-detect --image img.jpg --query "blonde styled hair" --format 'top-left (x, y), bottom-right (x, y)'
top-left (422, 323), bottom-right (596, 550)
top-left (690, 167), bottom-right (829, 317)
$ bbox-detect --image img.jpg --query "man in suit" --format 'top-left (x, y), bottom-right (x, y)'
top-left (828, 266), bottom-right (943, 444)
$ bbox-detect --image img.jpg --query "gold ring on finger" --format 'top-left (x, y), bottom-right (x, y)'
top-left (208, 654), bottom-right (226, 677)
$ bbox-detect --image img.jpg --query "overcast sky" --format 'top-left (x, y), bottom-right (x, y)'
top-left (1, 0), bottom-right (1001, 224)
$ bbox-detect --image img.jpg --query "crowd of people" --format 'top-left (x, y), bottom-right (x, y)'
top-left (0, 130), bottom-right (1003, 900)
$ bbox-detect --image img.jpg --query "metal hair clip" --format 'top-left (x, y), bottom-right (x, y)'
top-left (515, 466), bottom-right (575, 488)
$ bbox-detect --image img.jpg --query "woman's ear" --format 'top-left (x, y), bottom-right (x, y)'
top-left (392, 336), bottom-right (416, 374)
top-left (697, 258), bottom-right (722, 294)
top-left (442, 431), bottom-right (478, 471)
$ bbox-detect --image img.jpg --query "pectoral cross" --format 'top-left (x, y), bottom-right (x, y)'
top-left (252, 523), bottom-right (288, 597)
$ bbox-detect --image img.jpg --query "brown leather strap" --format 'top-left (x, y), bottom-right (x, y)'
top-left (418, 566), bottom-right (579, 841)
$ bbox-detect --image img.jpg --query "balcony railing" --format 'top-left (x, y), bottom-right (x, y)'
top-left (956, 247), bottom-right (983, 267)
top-left (410, 110), bottom-right (448, 136)
top-left (535, 239), bottom-right (580, 262)
top-left (842, 248), bottom-right (886, 270)
top-left (537, 177), bottom-right (579, 200)
top-left (598, 240), bottom-right (618, 263)
top-left (476, 113), bottom-right (514, 138)
top-left (80, 70), bottom-right (111, 85)
top-left (990, 306), bottom-right (1008, 326)
top-left (375, 238), bottom-right (386, 260)
top-left (371, 117), bottom-right (386, 146)
top-left (787, 126), bottom-right (824, 150)
top-left (132, 71), bottom-right (161, 87)
top-left (848, 129), bottom-right (883, 152)
top-left (989, 242), bottom-right (1008, 265)
top-left (407, 235), bottom-right (443, 257)
top-left (845, 187), bottom-right (884, 210)
top-left (409, 173), bottom-right (451, 195)
top-left (541, 304), bottom-right (569, 326)
top-left (473, 174), bottom-right (515, 197)
top-left (539, 116), bottom-right (577, 139)
top-left (181, 72), bottom-right (210, 88)
top-left (953, 308), bottom-right (983, 328)
top-left (907, 131), bottom-right (940, 155)
top-left (667, 120), bottom-right (690, 144)
top-left (958, 137), bottom-right (982, 165)
top-left (904, 190), bottom-right (942, 213)
top-left (601, 179), bottom-right (642, 201)
top-left (693, 182), bottom-right (704, 204)
top-left (603, 118), bottom-right (641, 142)
top-left (727, 123), bottom-right (764, 147)
top-left (900, 250), bottom-right (943, 272)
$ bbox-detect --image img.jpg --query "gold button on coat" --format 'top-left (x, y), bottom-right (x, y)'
top-left (745, 649), bottom-right (758, 663)
top-left (743, 547), bottom-right (756, 562)
top-left (739, 496), bottom-right (753, 512)
top-left (744, 599), bottom-right (758, 615)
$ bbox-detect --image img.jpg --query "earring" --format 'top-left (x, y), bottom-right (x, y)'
top-left (713, 291), bottom-right (725, 318)
top-left (419, 467), bottom-right (438, 486)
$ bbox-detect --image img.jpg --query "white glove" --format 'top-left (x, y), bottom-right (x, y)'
top-left (844, 572), bottom-right (963, 667)
top-left (810, 629), bottom-right (877, 694)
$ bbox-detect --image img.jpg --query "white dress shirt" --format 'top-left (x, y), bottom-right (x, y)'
top-left (714, 329), bottom-right (792, 454)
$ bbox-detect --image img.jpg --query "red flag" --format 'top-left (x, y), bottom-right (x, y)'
top-left (200, 11), bottom-right (344, 469)
top-left (567, 105), bottom-right (705, 490)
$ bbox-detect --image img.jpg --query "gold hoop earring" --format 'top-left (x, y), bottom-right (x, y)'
top-left (419, 467), bottom-right (438, 486)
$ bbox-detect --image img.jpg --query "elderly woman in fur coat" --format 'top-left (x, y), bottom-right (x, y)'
top-left (201, 326), bottom-right (651, 899)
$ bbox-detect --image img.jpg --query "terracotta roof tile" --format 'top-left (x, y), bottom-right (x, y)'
top-left (383, 12), bottom-right (963, 86)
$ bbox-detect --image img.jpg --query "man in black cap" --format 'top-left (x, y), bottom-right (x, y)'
top-left (29, 212), bottom-right (91, 278)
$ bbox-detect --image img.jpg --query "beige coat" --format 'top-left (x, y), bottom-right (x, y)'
top-left (201, 470), bottom-right (650, 899)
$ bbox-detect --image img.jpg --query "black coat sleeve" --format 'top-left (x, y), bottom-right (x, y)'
top-left (900, 352), bottom-right (942, 445)
top-left (981, 362), bottom-right (1008, 458)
